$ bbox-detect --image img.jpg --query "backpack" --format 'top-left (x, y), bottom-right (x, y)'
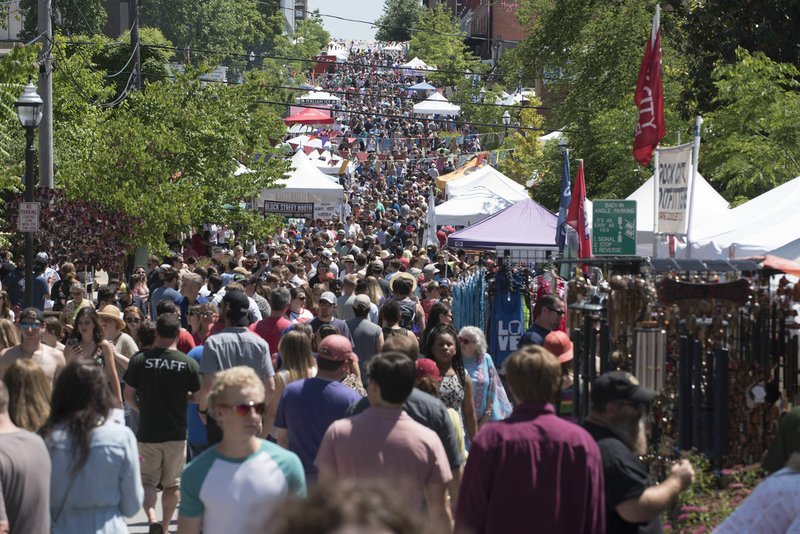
top-left (397, 299), bottom-right (417, 332)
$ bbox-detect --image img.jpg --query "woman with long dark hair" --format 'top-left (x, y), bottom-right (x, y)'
top-left (40, 360), bottom-right (143, 533)
top-left (424, 323), bottom-right (477, 441)
top-left (63, 307), bottom-right (122, 404)
top-left (418, 301), bottom-right (452, 356)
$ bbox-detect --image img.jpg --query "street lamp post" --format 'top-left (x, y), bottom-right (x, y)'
top-left (14, 82), bottom-right (44, 309)
top-left (479, 87), bottom-right (486, 103)
top-left (502, 110), bottom-right (511, 137)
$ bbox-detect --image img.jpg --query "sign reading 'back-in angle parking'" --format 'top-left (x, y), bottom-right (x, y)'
top-left (592, 200), bottom-right (637, 255)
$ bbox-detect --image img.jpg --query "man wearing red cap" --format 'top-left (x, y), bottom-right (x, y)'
top-left (274, 334), bottom-right (363, 480)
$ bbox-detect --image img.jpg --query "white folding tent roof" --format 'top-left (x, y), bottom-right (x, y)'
top-left (297, 91), bottom-right (340, 103)
top-left (445, 165), bottom-right (528, 201)
top-left (626, 172), bottom-right (729, 256)
top-left (688, 176), bottom-right (800, 259)
top-left (400, 57), bottom-right (435, 71)
top-left (259, 151), bottom-right (344, 204)
top-left (413, 92), bottom-right (460, 116)
top-left (434, 187), bottom-right (516, 227)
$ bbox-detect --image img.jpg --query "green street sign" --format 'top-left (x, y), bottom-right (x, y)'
top-left (592, 200), bottom-right (637, 256)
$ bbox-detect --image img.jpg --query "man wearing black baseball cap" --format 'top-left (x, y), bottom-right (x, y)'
top-left (584, 371), bottom-right (694, 533)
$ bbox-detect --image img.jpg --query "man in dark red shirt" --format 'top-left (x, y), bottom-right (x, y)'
top-left (455, 345), bottom-right (606, 534)
top-left (248, 287), bottom-right (292, 368)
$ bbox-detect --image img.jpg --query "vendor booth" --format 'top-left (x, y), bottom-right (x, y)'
top-left (258, 151), bottom-right (344, 220)
top-left (445, 165), bottom-right (528, 201)
top-left (434, 187), bottom-right (522, 227)
top-left (284, 107), bottom-right (334, 126)
top-left (626, 172), bottom-right (729, 256)
top-left (413, 93), bottom-right (460, 117)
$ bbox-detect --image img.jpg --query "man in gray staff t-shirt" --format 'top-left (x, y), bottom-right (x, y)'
top-left (0, 379), bottom-right (51, 534)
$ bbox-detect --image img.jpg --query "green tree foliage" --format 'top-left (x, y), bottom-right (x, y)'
top-left (19, 0), bottom-right (107, 40)
top-left (273, 11), bottom-right (330, 77)
top-left (0, 45), bottom-right (41, 192)
top-left (375, 0), bottom-right (423, 42)
top-left (676, 0), bottom-right (800, 114)
top-left (140, 0), bottom-right (271, 65)
top-left (408, 4), bottom-right (483, 88)
top-left (513, 0), bottom-right (691, 202)
top-left (1, 38), bottom-right (288, 256)
top-left (703, 50), bottom-right (800, 202)
top-left (497, 104), bottom-right (547, 185)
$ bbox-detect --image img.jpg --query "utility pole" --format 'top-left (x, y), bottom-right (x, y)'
top-left (129, 0), bottom-right (141, 90)
top-left (38, 0), bottom-right (53, 189)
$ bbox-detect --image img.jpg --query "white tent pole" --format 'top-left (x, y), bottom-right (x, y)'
top-left (653, 148), bottom-right (659, 258)
top-left (686, 116), bottom-right (704, 258)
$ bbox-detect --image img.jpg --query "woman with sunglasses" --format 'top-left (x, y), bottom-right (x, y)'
top-left (61, 281), bottom-right (94, 327)
top-left (64, 308), bottom-right (122, 404)
top-left (178, 366), bottom-right (306, 534)
top-left (457, 327), bottom-right (513, 429)
top-left (286, 287), bottom-right (314, 324)
top-left (424, 324), bottom-right (478, 442)
top-left (122, 307), bottom-right (147, 347)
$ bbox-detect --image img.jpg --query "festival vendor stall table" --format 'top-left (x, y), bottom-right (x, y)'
top-left (552, 254), bottom-right (800, 469)
top-left (445, 199), bottom-right (559, 366)
top-left (257, 151), bottom-right (344, 220)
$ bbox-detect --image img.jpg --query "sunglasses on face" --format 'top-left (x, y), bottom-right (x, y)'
top-left (125, 317), bottom-right (141, 324)
top-left (294, 295), bottom-right (307, 301)
top-left (548, 307), bottom-right (565, 316)
top-left (190, 311), bottom-right (213, 317)
top-left (19, 322), bottom-right (41, 330)
top-left (219, 401), bottom-right (266, 416)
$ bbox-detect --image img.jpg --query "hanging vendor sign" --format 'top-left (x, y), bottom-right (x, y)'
top-left (263, 200), bottom-right (314, 219)
top-left (314, 201), bottom-right (341, 221)
top-left (656, 142), bottom-right (693, 235)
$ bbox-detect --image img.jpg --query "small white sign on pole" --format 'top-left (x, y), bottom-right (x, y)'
top-left (17, 202), bottom-right (40, 232)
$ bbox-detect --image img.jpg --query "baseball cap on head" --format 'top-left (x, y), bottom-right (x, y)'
top-left (353, 294), bottom-right (371, 311)
top-left (319, 292), bottom-right (336, 305)
top-left (222, 290), bottom-right (250, 326)
top-left (543, 330), bottom-right (574, 364)
top-left (317, 334), bottom-right (357, 362)
top-left (590, 371), bottom-right (656, 408)
top-left (19, 307), bottom-right (44, 323)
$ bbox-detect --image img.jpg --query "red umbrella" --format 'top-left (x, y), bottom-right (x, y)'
top-left (284, 107), bottom-right (334, 125)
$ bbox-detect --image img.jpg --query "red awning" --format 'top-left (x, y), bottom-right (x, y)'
top-left (284, 107), bottom-right (334, 126)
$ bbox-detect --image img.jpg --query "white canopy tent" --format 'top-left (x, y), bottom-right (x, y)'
top-left (413, 92), bottom-right (461, 116)
top-left (400, 57), bottom-right (436, 71)
top-left (434, 187), bottom-right (517, 227)
top-left (258, 151), bottom-right (345, 219)
top-left (296, 91), bottom-right (341, 104)
top-left (445, 165), bottom-right (527, 201)
top-left (687, 176), bottom-right (800, 259)
top-left (625, 172), bottom-right (730, 256)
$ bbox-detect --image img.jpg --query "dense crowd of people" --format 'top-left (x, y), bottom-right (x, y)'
top-left (4, 44), bottom-right (800, 534)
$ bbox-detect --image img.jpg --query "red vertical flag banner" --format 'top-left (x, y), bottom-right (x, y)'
top-left (633, 4), bottom-right (665, 166)
top-left (566, 160), bottom-right (592, 266)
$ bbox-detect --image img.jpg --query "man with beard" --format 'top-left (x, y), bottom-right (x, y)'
top-left (584, 371), bottom-right (695, 533)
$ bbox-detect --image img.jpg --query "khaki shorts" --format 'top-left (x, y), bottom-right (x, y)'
top-left (139, 441), bottom-right (186, 488)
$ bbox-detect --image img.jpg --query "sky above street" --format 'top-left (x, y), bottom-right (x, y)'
top-left (306, 0), bottom-right (381, 40)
